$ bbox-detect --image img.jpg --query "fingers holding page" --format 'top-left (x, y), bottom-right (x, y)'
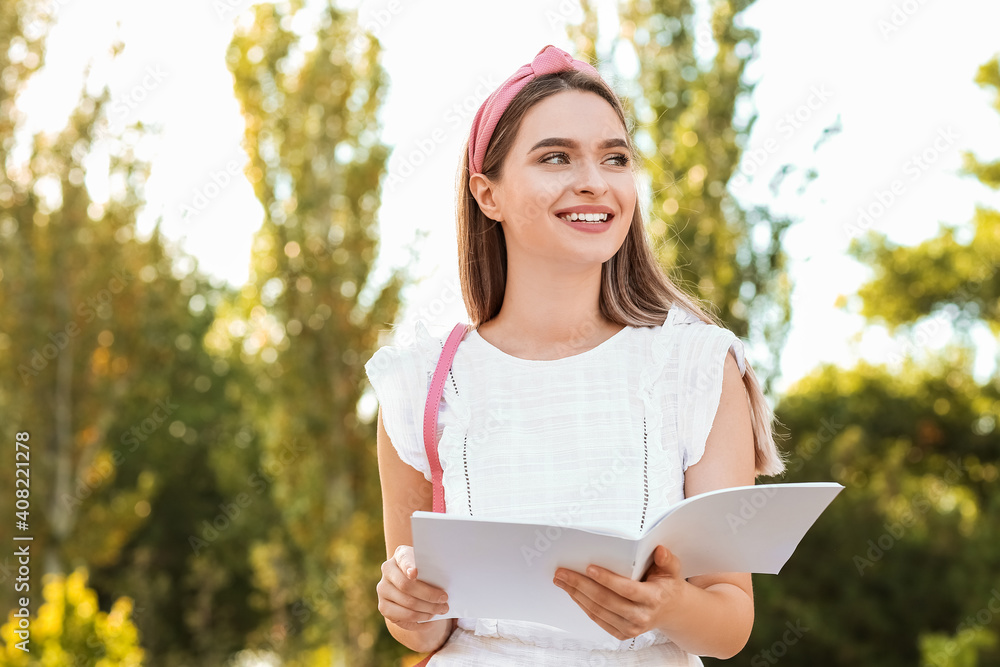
top-left (378, 545), bottom-right (450, 627)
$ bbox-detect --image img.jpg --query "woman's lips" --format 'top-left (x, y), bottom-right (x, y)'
top-left (556, 213), bottom-right (614, 232)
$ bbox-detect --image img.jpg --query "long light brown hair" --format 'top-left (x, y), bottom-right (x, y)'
top-left (455, 68), bottom-right (786, 477)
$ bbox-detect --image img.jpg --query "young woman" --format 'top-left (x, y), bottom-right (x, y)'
top-left (366, 44), bottom-right (786, 665)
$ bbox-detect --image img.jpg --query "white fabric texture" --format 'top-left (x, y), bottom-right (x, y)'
top-left (364, 305), bottom-right (747, 664)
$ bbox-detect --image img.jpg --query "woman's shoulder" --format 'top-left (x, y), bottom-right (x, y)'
top-left (364, 319), bottom-right (453, 380)
top-left (632, 304), bottom-right (746, 375)
top-left (629, 303), bottom-right (717, 341)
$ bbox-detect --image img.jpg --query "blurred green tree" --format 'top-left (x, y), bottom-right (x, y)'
top-left (619, 0), bottom-right (797, 395)
top-left (848, 59), bottom-right (1000, 336)
top-left (720, 55), bottom-right (1000, 666)
top-left (222, 1), bottom-right (405, 664)
top-left (0, 2), bottom-right (268, 664)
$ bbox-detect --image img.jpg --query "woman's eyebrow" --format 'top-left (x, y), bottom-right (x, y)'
top-left (527, 137), bottom-right (628, 154)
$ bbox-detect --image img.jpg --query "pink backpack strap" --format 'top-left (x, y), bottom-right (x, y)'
top-left (423, 322), bottom-right (470, 513)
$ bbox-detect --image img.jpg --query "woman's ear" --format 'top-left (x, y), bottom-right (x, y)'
top-left (469, 173), bottom-right (503, 222)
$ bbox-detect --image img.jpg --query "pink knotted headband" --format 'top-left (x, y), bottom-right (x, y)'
top-left (467, 44), bottom-right (602, 175)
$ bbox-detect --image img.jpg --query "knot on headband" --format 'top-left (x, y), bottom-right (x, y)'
top-left (467, 44), bottom-right (602, 175)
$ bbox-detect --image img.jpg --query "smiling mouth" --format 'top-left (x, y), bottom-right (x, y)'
top-left (556, 213), bottom-right (614, 224)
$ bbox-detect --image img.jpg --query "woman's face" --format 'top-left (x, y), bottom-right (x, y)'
top-left (475, 89), bottom-right (636, 268)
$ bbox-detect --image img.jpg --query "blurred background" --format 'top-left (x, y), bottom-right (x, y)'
top-left (1, 0), bottom-right (998, 665)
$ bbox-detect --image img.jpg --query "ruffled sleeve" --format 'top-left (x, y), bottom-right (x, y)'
top-left (674, 316), bottom-right (748, 471)
top-left (363, 320), bottom-right (473, 485)
top-left (363, 322), bottom-right (433, 482)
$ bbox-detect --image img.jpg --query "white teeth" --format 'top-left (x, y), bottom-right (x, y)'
top-left (558, 212), bottom-right (609, 223)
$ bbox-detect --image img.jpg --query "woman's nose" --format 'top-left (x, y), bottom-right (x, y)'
top-left (572, 159), bottom-right (609, 195)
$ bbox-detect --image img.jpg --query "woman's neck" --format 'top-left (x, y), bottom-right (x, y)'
top-left (477, 258), bottom-right (621, 359)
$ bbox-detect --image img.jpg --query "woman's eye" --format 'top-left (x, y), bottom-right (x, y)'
top-left (540, 152), bottom-right (631, 166)
top-left (541, 152), bottom-right (570, 164)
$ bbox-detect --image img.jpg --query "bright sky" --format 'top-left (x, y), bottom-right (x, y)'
top-left (16, 0), bottom-right (1000, 396)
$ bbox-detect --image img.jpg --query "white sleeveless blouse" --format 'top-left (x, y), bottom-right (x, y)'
top-left (364, 305), bottom-right (747, 665)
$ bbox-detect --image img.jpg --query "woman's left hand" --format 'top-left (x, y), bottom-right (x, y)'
top-left (552, 544), bottom-right (686, 641)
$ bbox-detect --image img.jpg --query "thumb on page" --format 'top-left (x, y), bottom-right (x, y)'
top-left (404, 555), bottom-right (416, 579)
top-left (654, 545), bottom-right (681, 577)
top-left (395, 545), bottom-right (417, 579)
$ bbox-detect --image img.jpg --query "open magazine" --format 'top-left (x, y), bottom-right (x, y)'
top-left (410, 482), bottom-right (844, 639)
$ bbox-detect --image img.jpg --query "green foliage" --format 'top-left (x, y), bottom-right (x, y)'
top-left (848, 57), bottom-right (1000, 335)
top-left (0, 568), bottom-right (144, 666)
top-left (5, 0), bottom-right (998, 663)
top-left (727, 354), bottom-right (1000, 665)
top-left (921, 626), bottom-right (999, 667)
top-left (960, 56), bottom-right (1000, 190)
top-left (848, 209), bottom-right (1000, 333)
top-left (220, 1), bottom-right (405, 664)
top-left (721, 49), bottom-right (1000, 667)
top-left (0, 1), bottom-right (267, 665)
top-left (620, 0), bottom-right (795, 395)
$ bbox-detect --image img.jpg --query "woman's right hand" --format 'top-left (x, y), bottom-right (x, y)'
top-left (377, 544), bottom-right (450, 630)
